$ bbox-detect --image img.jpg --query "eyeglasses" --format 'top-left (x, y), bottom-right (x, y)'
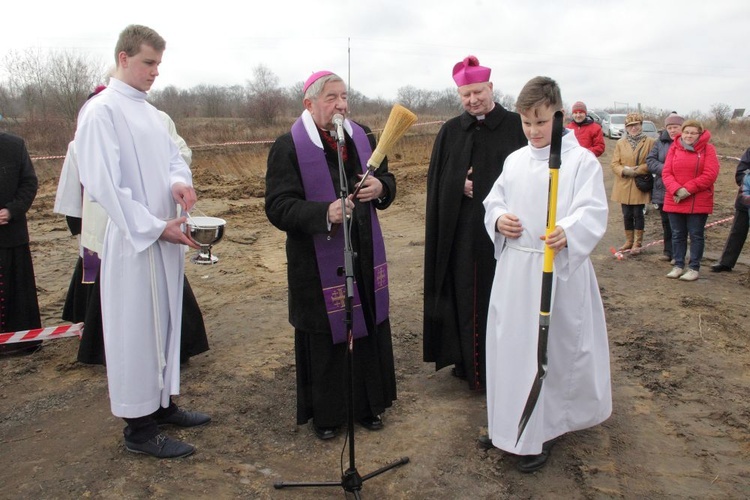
top-left (682, 131), bottom-right (701, 136)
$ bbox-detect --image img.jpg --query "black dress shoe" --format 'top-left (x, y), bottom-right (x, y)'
top-left (125, 433), bottom-right (195, 459)
top-left (710, 263), bottom-right (732, 273)
top-left (156, 408), bottom-right (211, 428)
top-left (451, 364), bottom-right (467, 380)
top-left (517, 439), bottom-right (557, 473)
top-left (477, 435), bottom-right (496, 450)
top-left (313, 424), bottom-right (338, 440)
top-left (358, 415), bottom-right (384, 431)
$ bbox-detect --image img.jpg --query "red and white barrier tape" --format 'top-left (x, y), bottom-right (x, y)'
top-left (610, 215), bottom-right (735, 260)
top-left (30, 119), bottom-right (448, 161)
top-left (0, 322), bottom-right (83, 345)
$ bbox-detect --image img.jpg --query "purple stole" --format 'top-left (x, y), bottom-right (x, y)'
top-left (291, 117), bottom-right (389, 344)
top-left (82, 248), bottom-right (100, 284)
top-left (79, 185), bottom-right (100, 284)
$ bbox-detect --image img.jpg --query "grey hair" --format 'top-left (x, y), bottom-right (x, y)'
top-left (304, 73), bottom-right (344, 100)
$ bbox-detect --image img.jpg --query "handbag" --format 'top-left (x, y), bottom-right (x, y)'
top-left (632, 146), bottom-right (653, 192)
top-left (635, 173), bottom-right (654, 192)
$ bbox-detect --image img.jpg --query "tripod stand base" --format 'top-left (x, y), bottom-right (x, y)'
top-left (273, 456), bottom-right (409, 494)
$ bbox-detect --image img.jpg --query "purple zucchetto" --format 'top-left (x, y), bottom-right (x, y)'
top-left (302, 70), bottom-right (334, 94)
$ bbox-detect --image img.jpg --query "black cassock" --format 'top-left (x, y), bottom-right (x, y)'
top-left (0, 133), bottom-right (42, 355)
top-left (423, 104), bottom-right (526, 390)
top-left (62, 253), bottom-right (209, 366)
top-left (265, 123), bottom-right (397, 427)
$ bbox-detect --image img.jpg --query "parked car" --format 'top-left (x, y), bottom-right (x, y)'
top-left (642, 120), bottom-right (659, 139)
top-left (587, 110), bottom-right (602, 125)
top-left (593, 110), bottom-right (609, 125)
top-left (602, 113), bottom-right (626, 139)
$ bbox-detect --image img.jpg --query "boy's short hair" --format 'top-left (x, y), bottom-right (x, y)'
top-left (516, 76), bottom-right (562, 115)
top-left (114, 25), bottom-right (166, 64)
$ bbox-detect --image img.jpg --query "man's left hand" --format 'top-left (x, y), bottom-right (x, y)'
top-left (355, 174), bottom-right (384, 203)
top-left (0, 208), bottom-right (10, 225)
top-left (541, 225), bottom-right (567, 254)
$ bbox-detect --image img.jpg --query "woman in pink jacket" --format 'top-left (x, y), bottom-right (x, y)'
top-left (662, 120), bottom-right (720, 281)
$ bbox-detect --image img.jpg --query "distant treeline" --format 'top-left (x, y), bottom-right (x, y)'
top-left (0, 49), bottom-right (742, 154)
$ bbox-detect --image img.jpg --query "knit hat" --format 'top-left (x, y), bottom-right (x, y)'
top-left (452, 56), bottom-right (491, 87)
top-left (625, 112), bottom-right (643, 126)
top-left (302, 70), bottom-right (334, 94)
top-left (572, 101), bottom-right (587, 113)
top-left (664, 112), bottom-right (685, 127)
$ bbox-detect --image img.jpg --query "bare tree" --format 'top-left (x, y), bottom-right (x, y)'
top-left (47, 51), bottom-right (107, 122)
top-left (710, 102), bottom-right (732, 129)
top-left (3, 48), bottom-right (50, 119)
top-left (2, 49), bottom-right (105, 123)
top-left (0, 83), bottom-right (21, 122)
top-left (246, 64), bottom-right (285, 126)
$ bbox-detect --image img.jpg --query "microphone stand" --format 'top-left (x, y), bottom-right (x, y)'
top-left (274, 129), bottom-right (409, 498)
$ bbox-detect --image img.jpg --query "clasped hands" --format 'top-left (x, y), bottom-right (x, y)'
top-left (495, 213), bottom-right (567, 253)
top-left (0, 208), bottom-right (11, 225)
top-left (673, 187), bottom-right (690, 203)
top-left (327, 174), bottom-right (384, 224)
top-left (622, 166), bottom-right (638, 177)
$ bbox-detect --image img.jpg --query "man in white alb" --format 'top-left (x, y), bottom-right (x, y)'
top-left (75, 24), bottom-right (210, 459)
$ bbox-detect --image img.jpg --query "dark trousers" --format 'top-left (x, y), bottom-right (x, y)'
top-left (621, 204), bottom-right (645, 230)
top-left (123, 401), bottom-right (177, 443)
top-left (657, 204), bottom-right (673, 257)
top-left (718, 208), bottom-right (749, 268)
top-left (669, 213), bottom-right (709, 270)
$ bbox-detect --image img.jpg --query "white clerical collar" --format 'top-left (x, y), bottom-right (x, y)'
top-left (300, 109), bottom-right (353, 149)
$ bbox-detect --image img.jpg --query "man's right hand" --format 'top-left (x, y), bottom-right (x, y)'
top-left (160, 217), bottom-right (200, 249)
top-left (328, 196), bottom-right (354, 224)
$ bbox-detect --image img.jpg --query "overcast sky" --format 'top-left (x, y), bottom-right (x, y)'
top-left (2, 0), bottom-right (747, 117)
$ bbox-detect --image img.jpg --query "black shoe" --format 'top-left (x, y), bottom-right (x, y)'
top-left (710, 263), bottom-right (732, 273)
top-left (156, 408), bottom-right (211, 428)
top-left (477, 435), bottom-right (496, 450)
top-left (451, 364), bottom-right (467, 380)
top-left (313, 424), bottom-right (338, 440)
top-left (358, 415), bottom-right (384, 431)
top-left (517, 439), bottom-right (557, 473)
top-left (125, 433), bottom-right (195, 459)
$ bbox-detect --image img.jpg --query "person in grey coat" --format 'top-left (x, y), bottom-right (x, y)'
top-left (647, 112), bottom-right (684, 261)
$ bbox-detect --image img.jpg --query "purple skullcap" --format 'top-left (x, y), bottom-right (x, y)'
top-left (452, 55), bottom-right (491, 87)
top-left (303, 70), bottom-right (334, 94)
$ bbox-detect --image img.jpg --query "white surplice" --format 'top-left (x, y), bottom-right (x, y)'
top-left (75, 77), bottom-right (192, 418)
top-left (55, 111), bottom-right (193, 256)
top-left (482, 131), bottom-right (612, 455)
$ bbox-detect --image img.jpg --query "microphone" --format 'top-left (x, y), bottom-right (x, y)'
top-left (332, 113), bottom-right (345, 145)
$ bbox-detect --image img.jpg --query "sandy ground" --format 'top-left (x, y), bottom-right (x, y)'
top-left (1, 138), bottom-right (749, 499)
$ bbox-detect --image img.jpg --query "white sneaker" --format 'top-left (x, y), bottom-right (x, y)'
top-left (679, 269), bottom-right (699, 281)
top-left (666, 266), bottom-right (684, 279)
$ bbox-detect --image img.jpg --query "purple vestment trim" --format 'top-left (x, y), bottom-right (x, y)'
top-left (82, 248), bottom-right (100, 284)
top-left (291, 117), bottom-right (389, 344)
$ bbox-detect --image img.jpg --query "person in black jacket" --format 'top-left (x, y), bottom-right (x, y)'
top-left (711, 147), bottom-right (750, 272)
top-left (265, 71), bottom-right (397, 440)
top-left (423, 55), bottom-right (526, 390)
top-left (0, 132), bottom-right (42, 356)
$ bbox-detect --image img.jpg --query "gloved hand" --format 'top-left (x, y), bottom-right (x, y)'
top-left (622, 166), bottom-right (636, 177)
top-left (673, 187), bottom-right (690, 203)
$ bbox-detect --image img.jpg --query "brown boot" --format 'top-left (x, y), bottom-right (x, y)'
top-left (630, 230), bottom-right (644, 255)
top-left (618, 230), bottom-right (634, 251)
